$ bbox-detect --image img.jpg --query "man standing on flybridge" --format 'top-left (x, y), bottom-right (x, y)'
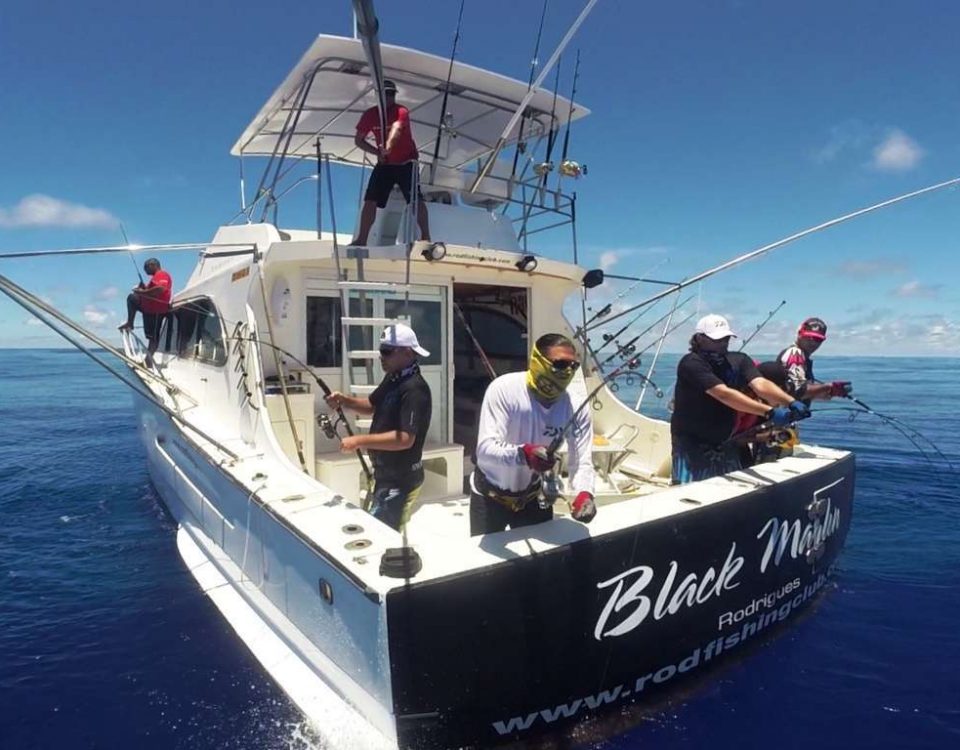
top-left (351, 79), bottom-right (431, 246)
top-left (324, 323), bottom-right (432, 532)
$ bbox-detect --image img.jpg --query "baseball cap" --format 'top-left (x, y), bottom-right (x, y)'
top-left (380, 323), bottom-right (429, 357)
top-left (695, 314), bottom-right (737, 340)
top-left (798, 317), bottom-right (827, 340)
top-left (383, 79), bottom-right (398, 94)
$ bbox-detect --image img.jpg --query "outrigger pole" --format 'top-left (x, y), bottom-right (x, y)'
top-left (738, 299), bottom-right (787, 351)
top-left (583, 175), bottom-right (960, 334)
top-left (351, 0), bottom-right (389, 143)
top-left (469, 0), bottom-right (600, 193)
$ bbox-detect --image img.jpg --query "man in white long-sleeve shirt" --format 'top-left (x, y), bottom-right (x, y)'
top-left (470, 333), bottom-right (597, 536)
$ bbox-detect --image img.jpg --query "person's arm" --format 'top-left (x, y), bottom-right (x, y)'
top-left (567, 405), bottom-right (596, 496)
top-left (134, 275), bottom-right (170, 298)
top-left (476, 383), bottom-right (525, 467)
top-left (354, 111), bottom-right (382, 158)
top-left (325, 392), bottom-right (374, 415)
top-left (342, 430), bottom-right (413, 452)
top-left (354, 131), bottom-right (381, 158)
top-left (748, 377), bottom-right (796, 407)
top-left (803, 382), bottom-right (834, 401)
top-left (383, 107), bottom-right (409, 157)
top-left (706, 384), bottom-right (772, 416)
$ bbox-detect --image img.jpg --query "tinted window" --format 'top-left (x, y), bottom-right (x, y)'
top-left (160, 298), bottom-right (227, 366)
top-left (454, 307), bottom-right (526, 359)
top-left (306, 296), bottom-right (373, 367)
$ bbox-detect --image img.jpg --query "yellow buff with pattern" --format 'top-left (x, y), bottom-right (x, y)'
top-left (526, 346), bottom-right (576, 402)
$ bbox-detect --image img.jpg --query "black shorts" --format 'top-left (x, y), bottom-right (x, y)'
top-left (364, 162), bottom-right (422, 208)
top-left (142, 312), bottom-right (164, 341)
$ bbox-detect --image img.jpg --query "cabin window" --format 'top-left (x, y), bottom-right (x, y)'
top-left (306, 296), bottom-right (373, 367)
top-left (159, 298), bottom-right (227, 366)
top-left (384, 299), bottom-right (442, 366)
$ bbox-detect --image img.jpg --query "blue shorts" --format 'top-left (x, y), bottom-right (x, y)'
top-left (671, 433), bottom-right (742, 485)
top-left (368, 482), bottom-right (423, 531)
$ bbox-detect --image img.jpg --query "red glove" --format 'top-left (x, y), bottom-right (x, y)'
top-left (519, 444), bottom-right (555, 473)
top-left (829, 381), bottom-right (853, 398)
top-left (571, 491), bottom-right (597, 523)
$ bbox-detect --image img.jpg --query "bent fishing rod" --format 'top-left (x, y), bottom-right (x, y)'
top-left (584, 176), bottom-right (960, 334)
top-left (815, 394), bottom-right (956, 473)
top-left (738, 299), bottom-right (786, 351)
top-left (222, 332), bottom-right (374, 484)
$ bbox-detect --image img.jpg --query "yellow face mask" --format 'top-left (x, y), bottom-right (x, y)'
top-left (526, 345), bottom-right (577, 402)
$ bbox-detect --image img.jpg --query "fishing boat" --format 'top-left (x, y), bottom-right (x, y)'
top-left (0, 5), bottom-right (864, 749)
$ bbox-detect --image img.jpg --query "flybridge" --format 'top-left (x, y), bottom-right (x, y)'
top-left (231, 35), bottom-right (590, 168)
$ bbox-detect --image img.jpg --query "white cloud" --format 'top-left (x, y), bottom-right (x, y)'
top-left (834, 259), bottom-right (907, 279)
top-left (95, 285), bottom-right (120, 301)
top-left (24, 317), bottom-right (43, 327)
top-left (599, 251), bottom-right (620, 271)
top-left (82, 305), bottom-right (115, 326)
top-left (0, 194), bottom-right (119, 229)
top-left (871, 129), bottom-right (924, 172)
top-left (895, 280), bottom-right (940, 299)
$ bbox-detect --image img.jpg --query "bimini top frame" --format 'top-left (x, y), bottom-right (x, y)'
top-left (232, 35), bottom-right (590, 169)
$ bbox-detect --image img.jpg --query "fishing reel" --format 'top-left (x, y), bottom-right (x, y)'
top-left (538, 468), bottom-right (562, 510)
top-left (533, 161), bottom-right (554, 177)
top-left (317, 412), bottom-right (340, 440)
top-left (560, 160), bottom-right (586, 178)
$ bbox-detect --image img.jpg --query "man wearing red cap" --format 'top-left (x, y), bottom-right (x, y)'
top-left (759, 317), bottom-right (852, 403)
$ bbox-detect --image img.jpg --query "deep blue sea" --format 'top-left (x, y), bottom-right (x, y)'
top-left (2, 350), bottom-right (958, 749)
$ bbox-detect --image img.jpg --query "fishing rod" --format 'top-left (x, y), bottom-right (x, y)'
top-left (595, 295), bottom-right (694, 366)
top-left (636, 290), bottom-right (682, 410)
top-left (580, 258), bottom-right (669, 331)
top-left (559, 48), bottom-right (580, 166)
top-left (119, 223), bottom-right (144, 285)
top-left (833, 394), bottom-right (955, 472)
top-left (738, 299), bottom-right (786, 351)
top-left (723, 411), bottom-right (812, 448)
top-left (223, 332), bottom-right (374, 485)
top-left (507, 0), bottom-right (549, 185)
top-left (470, 0), bottom-right (601, 192)
top-left (584, 175), bottom-right (960, 334)
top-left (532, 353), bottom-right (659, 509)
top-left (429, 0), bottom-right (466, 184)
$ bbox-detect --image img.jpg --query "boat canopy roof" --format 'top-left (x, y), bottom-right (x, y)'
top-left (231, 35), bottom-right (590, 169)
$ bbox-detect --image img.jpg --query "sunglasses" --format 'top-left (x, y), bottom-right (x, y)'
top-left (549, 358), bottom-right (580, 372)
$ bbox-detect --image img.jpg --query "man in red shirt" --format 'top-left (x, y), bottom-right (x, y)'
top-left (351, 79), bottom-right (431, 246)
top-left (118, 257), bottom-right (172, 367)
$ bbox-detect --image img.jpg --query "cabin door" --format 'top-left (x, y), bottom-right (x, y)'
top-left (452, 283), bottom-right (530, 469)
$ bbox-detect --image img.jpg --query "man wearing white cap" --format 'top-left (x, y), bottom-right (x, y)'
top-left (324, 323), bottom-right (432, 530)
top-left (670, 314), bottom-right (808, 484)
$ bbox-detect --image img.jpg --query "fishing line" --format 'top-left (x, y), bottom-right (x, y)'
top-left (814, 402), bottom-right (956, 473)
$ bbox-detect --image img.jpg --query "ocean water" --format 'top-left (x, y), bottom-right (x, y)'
top-left (1, 350), bottom-right (958, 749)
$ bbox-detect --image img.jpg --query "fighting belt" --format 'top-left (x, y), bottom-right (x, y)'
top-left (472, 469), bottom-right (541, 513)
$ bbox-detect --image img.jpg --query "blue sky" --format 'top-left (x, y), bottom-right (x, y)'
top-left (1, 0), bottom-right (957, 355)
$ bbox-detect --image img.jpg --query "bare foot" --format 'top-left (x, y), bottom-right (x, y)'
top-left (118, 322), bottom-right (133, 332)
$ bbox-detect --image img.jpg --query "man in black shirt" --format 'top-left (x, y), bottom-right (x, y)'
top-left (324, 323), bottom-right (432, 530)
top-left (671, 314), bottom-right (809, 484)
